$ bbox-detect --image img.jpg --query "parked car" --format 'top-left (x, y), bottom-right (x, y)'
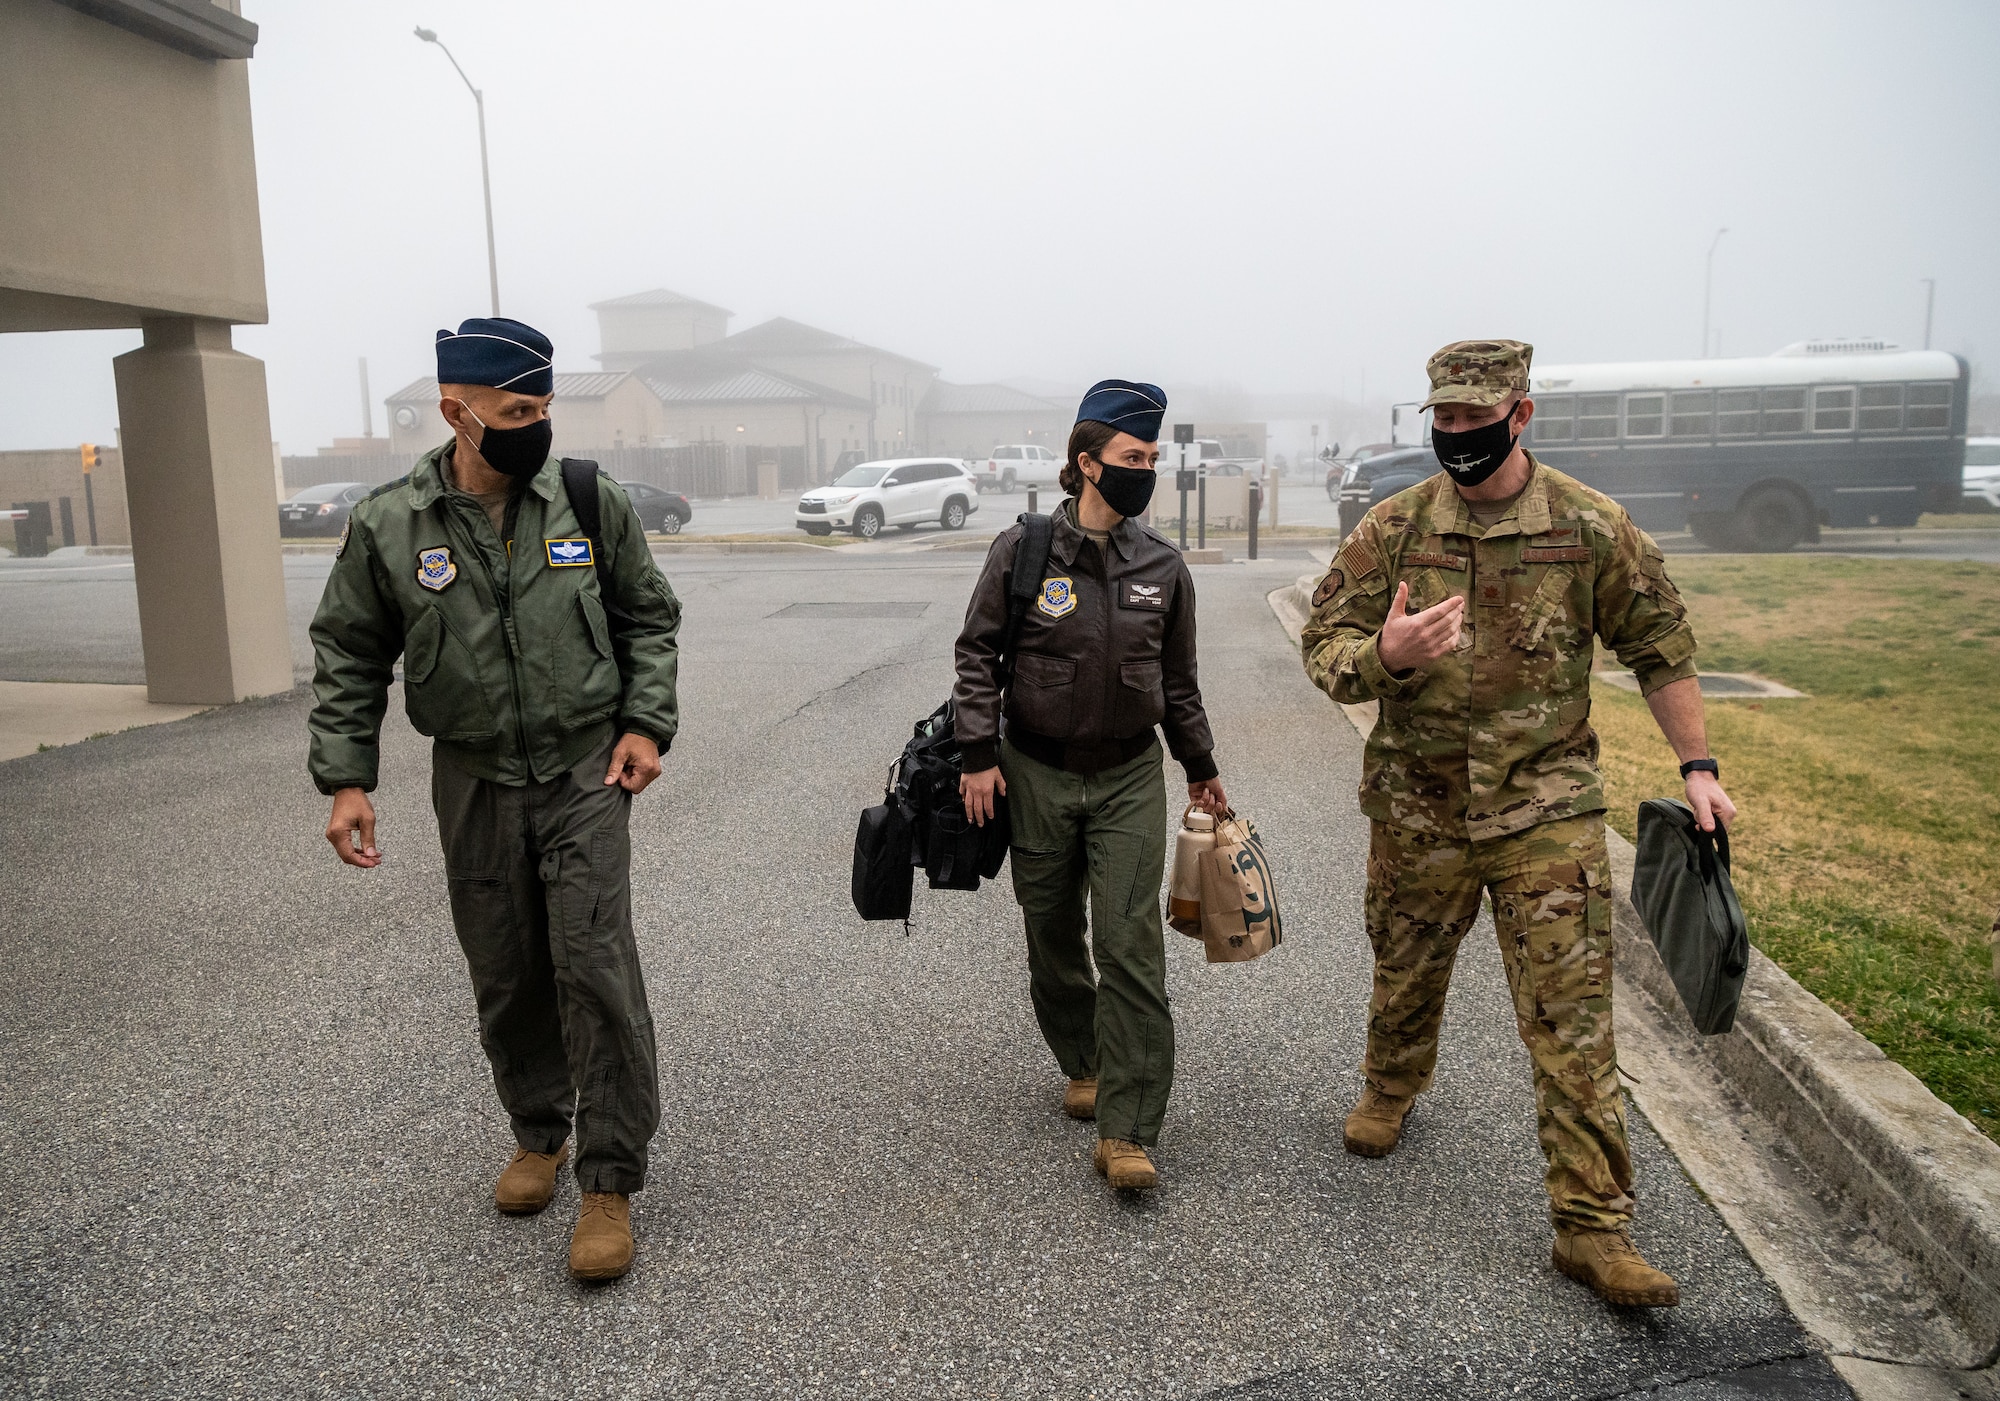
top-left (1326, 442), bottom-right (1404, 500)
top-left (974, 444), bottom-right (1063, 494)
top-left (279, 481), bottom-right (368, 537)
top-left (1338, 447), bottom-right (1436, 537)
top-left (1963, 438), bottom-right (2000, 511)
top-left (617, 480), bottom-right (693, 535)
top-left (795, 458), bottom-right (980, 539)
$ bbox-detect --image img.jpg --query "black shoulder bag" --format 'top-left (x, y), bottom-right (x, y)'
top-left (851, 513), bottom-right (1053, 921)
top-left (560, 458), bottom-right (630, 628)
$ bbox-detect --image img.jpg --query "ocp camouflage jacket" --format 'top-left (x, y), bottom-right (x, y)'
top-left (1300, 456), bottom-right (1697, 840)
top-left (307, 444), bottom-right (682, 794)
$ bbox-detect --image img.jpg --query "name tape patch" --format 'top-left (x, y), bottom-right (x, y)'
top-left (546, 538), bottom-right (595, 567)
top-left (1121, 581), bottom-right (1167, 610)
top-left (1522, 545), bottom-right (1592, 562)
top-left (1405, 551), bottom-right (1467, 571)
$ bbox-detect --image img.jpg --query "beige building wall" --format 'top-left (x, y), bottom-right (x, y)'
top-left (0, 0), bottom-right (266, 332)
top-left (0, 447), bottom-right (132, 548)
top-left (922, 412), bottom-right (1069, 462)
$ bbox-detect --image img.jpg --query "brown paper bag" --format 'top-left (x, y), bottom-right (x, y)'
top-left (1168, 804), bottom-right (1216, 937)
top-left (1198, 811), bottom-right (1282, 963)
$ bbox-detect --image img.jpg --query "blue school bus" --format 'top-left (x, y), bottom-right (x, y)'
top-left (1525, 339), bottom-right (1968, 551)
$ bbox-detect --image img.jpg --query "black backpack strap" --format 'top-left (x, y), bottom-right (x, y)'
top-left (560, 457), bottom-right (627, 625)
top-left (999, 512), bottom-right (1053, 690)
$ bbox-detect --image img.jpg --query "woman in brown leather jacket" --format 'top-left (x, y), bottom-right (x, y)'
top-left (952, 379), bottom-right (1227, 1192)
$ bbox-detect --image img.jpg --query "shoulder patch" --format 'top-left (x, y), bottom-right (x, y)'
top-left (1333, 534), bottom-right (1381, 580)
top-left (335, 518), bottom-right (350, 559)
top-left (1311, 568), bottom-right (1344, 608)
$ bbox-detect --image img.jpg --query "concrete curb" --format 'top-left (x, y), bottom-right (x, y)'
top-left (1606, 830), bottom-right (2000, 1355)
top-left (647, 540), bottom-right (845, 555)
top-left (1268, 570), bottom-right (2000, 1362)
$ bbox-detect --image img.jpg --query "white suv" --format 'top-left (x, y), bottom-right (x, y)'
top-left (1964, 438), bottom-right (2000, 511)
top-left (976, 444), bottom-right (1062, 494)
top-left (795, 458), bottom-right (980, 539)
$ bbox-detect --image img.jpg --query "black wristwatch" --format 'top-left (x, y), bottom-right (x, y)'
top-left (1679, 758), bottom-right (1720, 780)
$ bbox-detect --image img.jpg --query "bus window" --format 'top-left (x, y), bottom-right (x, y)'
top-left (1761, 388), bottom-right (1807, 435)
top-left (1907, 383), bottom-right (1952, 431)
top-left (1533, 395), bottom-right (1575, 442)
top-left (1578, 394), bottom-right (1620, 440)
top-left (1625, 394), bottom-right (1666, 438)
top-left (1670, 390), bottom-right (1713, 437)
top-left (1812, 387), bottom-right (1856, 433)
top-left (1716, 389), bottom-right (1759, 436)
top-left (1858, 384), bottom-right (1903, 432)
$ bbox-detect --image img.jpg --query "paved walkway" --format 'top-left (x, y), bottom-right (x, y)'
top-left (0, 549), bottom-right (1845, 1399)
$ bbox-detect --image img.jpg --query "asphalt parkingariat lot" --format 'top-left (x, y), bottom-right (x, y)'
top-left (0, 546), bottom-right (1853, 1398)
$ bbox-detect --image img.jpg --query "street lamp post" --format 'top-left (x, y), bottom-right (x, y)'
top-left (1701, 227), bottom-right (1728, 359)
top-left (415, 26), bottom-right (500, 317)
top-left (1920, 278), bottom-right (1936, 350)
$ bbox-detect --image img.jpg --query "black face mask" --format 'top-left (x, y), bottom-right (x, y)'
top-left (1086, 456), bottom-right (1159, 519)
top-left (1430, 403), bottom-right (1520, 488)
top-left (457, 401), bottom-right (553, 480)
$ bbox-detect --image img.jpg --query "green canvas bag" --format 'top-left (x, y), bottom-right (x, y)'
top-left (1632, 799), bottom-right (1750, 1035)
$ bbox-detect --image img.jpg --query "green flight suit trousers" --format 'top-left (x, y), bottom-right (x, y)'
top-left (431, 742), bottom-right (660, 1195)
top-left (1001, 736), bottom-right (1173, 1146)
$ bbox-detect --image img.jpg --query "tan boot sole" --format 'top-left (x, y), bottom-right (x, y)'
top-left (1062, 1089), bottom-right (1097, 1121)
top-left (569, 1251), bottom-right (633, 1283)
top-left (495, 1143), bottom-right (571, 1215)
top-left (1552, 1247), bottom-right (1680, 1308)
top-left (1093, 1152), bottom-right (1158, 1191)
top-left (1342, 1131), bottom-right (1399, 1158)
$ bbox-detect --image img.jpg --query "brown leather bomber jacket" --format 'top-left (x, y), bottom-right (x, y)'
top-left (953, 502), bottom-right (1217, 780)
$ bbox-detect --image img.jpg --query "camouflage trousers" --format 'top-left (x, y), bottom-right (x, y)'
top-left (1364, 813), bottom-right (1634, 1232)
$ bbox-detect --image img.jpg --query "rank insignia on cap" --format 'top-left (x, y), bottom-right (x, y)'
top-left (545, 538), bottom-right (594, 567)
top-left (416, 546), bottom-right (456, 592)
top-left (1037, 576), bottom-right (1076, 619)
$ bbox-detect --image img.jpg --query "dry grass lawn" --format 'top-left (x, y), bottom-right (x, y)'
top-left (1592, 554), bottom-right (2000, 1140)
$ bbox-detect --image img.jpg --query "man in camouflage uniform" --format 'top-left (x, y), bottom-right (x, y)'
top-left (1300, 340), bottom-right (1737, 1308)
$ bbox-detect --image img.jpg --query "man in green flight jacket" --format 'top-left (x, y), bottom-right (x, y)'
top-left (308, 317), bottom-right (682, 1283)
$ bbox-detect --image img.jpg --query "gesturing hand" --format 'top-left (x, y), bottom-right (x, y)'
top-left (1376, 581), bottom-right (1465, 675)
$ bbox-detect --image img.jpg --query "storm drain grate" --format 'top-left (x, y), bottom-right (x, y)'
top-left (769, 602), bottom-right (930, 619)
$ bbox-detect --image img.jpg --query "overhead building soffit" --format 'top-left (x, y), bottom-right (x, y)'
top-left (48, 0), bottom-right (258, 60)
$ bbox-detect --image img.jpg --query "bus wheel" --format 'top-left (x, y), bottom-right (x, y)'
top-left (1739, 488), bottom-right (1809, 552)
top-left (1688, 513), bottom-right (1740, 551)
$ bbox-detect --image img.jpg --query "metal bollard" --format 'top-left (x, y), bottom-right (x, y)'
top-left (1197, 476), bottom-right (1207, 550)
top-left (1026, 486), bottom-right (1039, 516)
top-left (1248, 481), bottom-right (1261, 560)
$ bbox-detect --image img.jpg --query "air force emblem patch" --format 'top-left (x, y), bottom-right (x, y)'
top-left (1037, 576), bottom-right (1076, 619)
top-left (416, 546), bottom-right (456, 592)
top-left (546, 538), bottom-right (594, 567)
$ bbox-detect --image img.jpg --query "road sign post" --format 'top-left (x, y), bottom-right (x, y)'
top-left (1173, 423), bottom-right (1193, 551)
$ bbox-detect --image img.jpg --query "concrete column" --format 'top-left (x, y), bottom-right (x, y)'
top-left (113, 317), bottom-right (292, 704)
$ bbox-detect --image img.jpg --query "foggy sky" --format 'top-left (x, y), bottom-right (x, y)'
top-left (6, 0), bottom-right (1997, 453)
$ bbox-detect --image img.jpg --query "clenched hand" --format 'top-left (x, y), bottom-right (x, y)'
top-left (327, 787), bottom-right (380, 868)
top-left (604, 732), bottom-right (663, 794)
top-left (1376, 581), bottom-right (1465, 675)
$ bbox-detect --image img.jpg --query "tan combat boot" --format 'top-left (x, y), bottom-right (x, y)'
top-left (1553, 1229), bottom-right (1680, 1308)
top-left (1342, 1086), bottom-right (1414, 1158)
top-left (494, 1143), bottom-right (570, 1215)
top-left (1092, 1138), bottom-right (1159, 1191)
top-left (1062, 1076), bottom-right (1098, 1120)
top-left (569, 1192), bottom-right (634, 1281)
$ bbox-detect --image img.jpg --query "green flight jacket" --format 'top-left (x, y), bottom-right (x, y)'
top-left (1300, 456), bottom-right (1697, 841)
top-left (307, 444), bottom-right (682, 794)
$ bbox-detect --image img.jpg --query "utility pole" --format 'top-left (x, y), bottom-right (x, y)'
top-left (416, 27), bottom-right (500, 316)
top-left (1701, 227), bottom-right (1728, 359)
top-left (1920, 278), bottom-right (1935, 350)
top-left (358, 357), bottom-right (373, 438)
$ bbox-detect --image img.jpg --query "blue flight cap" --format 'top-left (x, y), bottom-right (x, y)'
top-left (434, 317), bottom-right (554, 396)
top-left (1076, 379), bottom-right (1167, 442)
